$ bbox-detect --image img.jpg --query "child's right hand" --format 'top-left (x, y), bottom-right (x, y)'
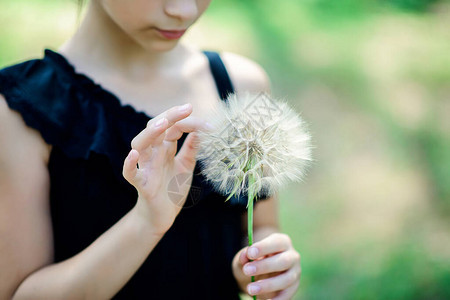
top-left (122, 103), bottom-right (203, 235)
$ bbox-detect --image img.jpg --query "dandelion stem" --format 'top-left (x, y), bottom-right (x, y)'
top-left (247, 173), bottom-right (256, 300)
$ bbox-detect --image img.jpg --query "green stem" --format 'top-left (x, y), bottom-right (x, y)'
top-left (247, 174), bottom-right (256, 300)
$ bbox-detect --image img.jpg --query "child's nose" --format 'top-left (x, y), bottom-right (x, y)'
top-left (164, 0), bottom-right (199, 22)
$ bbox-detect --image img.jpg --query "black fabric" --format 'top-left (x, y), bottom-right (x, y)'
top-left (203, 51), bottom-right (235, 101)
top-left (0, 49), bottom-right (270, 299)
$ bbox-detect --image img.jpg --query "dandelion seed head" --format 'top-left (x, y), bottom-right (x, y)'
top-left (197, 92), bottom-right (313, 199)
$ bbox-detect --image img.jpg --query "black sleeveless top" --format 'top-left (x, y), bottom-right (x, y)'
top-left (0, 49), bottom-right (268, 299)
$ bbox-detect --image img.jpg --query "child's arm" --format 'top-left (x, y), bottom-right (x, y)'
top-left (0, 97), bottom-right (202, 299)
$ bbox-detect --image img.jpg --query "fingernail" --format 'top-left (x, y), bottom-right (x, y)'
top-left (179, 103), bottom-right (191, 112)
top-left (154, 118), bottom-right (165, 127)
top-left (248, 247), bottom-right (259, 258)
top-left (244, 265), bottom-right (256, 275)
top-left (248, 284), bottom-right (261, 295)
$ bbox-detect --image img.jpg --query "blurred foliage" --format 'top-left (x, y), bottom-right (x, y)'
top-left (206, 1), bottom-right (450, 299)
top-left (1, 0), bottom-right (450, 299)
top-left (387, 0), bottom-right (441, 11)
top-left (206, 0), bottom-right (450, 213)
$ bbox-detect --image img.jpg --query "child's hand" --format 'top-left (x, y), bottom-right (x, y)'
top-left (122, 103), bottom-right (204, 235)
top-left (232, 233), bottom-right (301, 300)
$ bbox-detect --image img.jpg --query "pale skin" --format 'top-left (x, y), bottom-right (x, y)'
top-left (0, 0), bottom-right (301, 299)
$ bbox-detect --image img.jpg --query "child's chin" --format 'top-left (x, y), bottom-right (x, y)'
top-left (140, 39), bottom-right (180, 53)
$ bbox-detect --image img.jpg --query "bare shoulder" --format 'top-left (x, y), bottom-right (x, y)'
top-left (0, 94), bottom-right (51, 166)
top-left (0, 94), bottom-right (53, 298)
top-left (221, 52), bottom-right (272, 94)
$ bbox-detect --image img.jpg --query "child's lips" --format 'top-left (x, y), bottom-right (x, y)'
top-left (155, 28), bottom-right (187, 40)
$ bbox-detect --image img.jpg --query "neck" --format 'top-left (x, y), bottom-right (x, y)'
top-left (59, 1), bottom-right (186, 78)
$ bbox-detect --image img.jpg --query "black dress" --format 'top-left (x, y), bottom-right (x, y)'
top-left (0, 49), bottom-right (268, 299)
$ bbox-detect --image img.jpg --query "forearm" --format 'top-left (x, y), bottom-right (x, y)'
top-left (13, 203), bottom-right (166, 300)
top-left (253, 225), bottom-right (279, 243)
top-left (239, 225), bottom-right (280, 248)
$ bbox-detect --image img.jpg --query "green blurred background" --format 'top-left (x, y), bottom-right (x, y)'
top-left (1, 0), bottom-right (449, 299)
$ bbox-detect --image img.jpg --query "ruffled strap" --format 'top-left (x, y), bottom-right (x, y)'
top-left (0, 50), bottom-right (151, 181)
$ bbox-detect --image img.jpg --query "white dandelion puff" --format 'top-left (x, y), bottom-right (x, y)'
top-left (197, 92), bottom-right (313, 295)
top-left (197, 92), bottom-right (313, 200)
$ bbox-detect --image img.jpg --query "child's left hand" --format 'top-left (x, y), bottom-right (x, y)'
top-left (232, 233), bottom-right (301, 300)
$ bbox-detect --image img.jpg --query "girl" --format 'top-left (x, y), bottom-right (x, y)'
top-left (0, 0), bottom-right (301, 299)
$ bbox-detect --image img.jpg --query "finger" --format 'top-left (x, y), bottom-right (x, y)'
top-left (164, 140), bottom-right (178, 162)
top-left (174, 132), bottom-right (199, 172)
top-left (164, 116), bottom-right (206, 142)
top-left (247, 266), bottom-right (300, 296)
top-left (138, 119), bottom-right (169, 166)
top-left (122, 149), bottom-right (140, 184)
top-left (239, 247), bottom-right (250, 267)
top-left (131, 103), bottom-right (192, 152)
top-left (131, 117), bottom-right (168, 153)
top-left (243, 250), bottom-right (299, 277)
top-left (156, 103), bottom-right (193, 129)
top-left (272, 281), bottom-right (300, 300)
top-left (247, 233), bottom-right (292, 260)
top-left (164, 117), bottom-right (205, 160)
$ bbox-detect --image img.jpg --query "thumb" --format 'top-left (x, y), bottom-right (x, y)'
top-left (175, 132), bottom-right (199, 172)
